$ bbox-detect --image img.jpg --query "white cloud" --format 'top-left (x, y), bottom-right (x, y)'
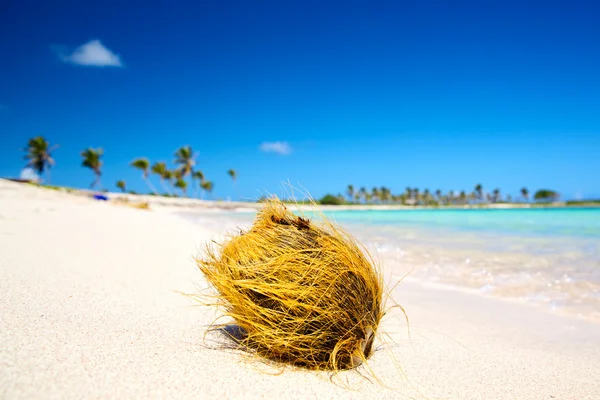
top-left (260, 141), bottom-right (292, 155)
top-left (61, 40), bottom-right (123, 67)
top-left (20, 168), bottom-right (40, 182)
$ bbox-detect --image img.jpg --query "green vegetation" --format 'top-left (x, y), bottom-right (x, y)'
top-left (228, 169), bottom-right (238, 200)
top-left (566, 200), bottom-right (600, 206)
top-left (23, 136), bottom-right (57, 183)
top-left (18, 136), bottom-right (237, 199)
top-left (15, 137), bottom-right (590, 206)
top-left (200, 180), bottom-right (214, 199)
top-left (228, 169), bottom-right (236, 181)
top-left (80, 148), bottom-right (103, 189)
top-left (116, 180), bottom-right (126, 193)
top-left (534, 189), bottom-right (560, 202)
top-left (319, 194), bottom-right (344, 205)
top-left (193, 170), bottom-right (205, 197)
top-left (151, 162), bottom-right (171, 195)
top-left (130, 157), bottom-right (157, 194)
top-left (305, 184), bottom-right (571, 207)
top-left (174, 177), bottom-right (188, 196)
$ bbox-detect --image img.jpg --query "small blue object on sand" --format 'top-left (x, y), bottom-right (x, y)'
top-left (93, 193), bottom-right (109, 201)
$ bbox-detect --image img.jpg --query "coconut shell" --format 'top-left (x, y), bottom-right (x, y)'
top-left (197, 199), bottom-right (383, 370)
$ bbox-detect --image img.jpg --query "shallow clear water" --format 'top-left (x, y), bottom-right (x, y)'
top-left (185, 208), bottom-right (600, 321)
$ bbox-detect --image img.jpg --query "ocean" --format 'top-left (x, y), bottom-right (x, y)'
top-left (185, 208), bottom-right (600, 321)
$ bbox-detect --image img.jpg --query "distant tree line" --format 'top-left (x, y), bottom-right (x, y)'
top-left (318, 184), bottom-right (560, 205)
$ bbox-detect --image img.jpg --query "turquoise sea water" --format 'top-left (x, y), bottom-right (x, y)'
top-left (186, 208), bottom-right (600, 321)
top-left (323, 208), bottom-right (600, 238)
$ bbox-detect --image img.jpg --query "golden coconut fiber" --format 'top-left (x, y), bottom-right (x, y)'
top-left (196, 199), bottom-right (384, 371)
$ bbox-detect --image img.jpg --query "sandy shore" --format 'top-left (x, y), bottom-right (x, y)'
top-left (1, 179), bottom-right (599, 399)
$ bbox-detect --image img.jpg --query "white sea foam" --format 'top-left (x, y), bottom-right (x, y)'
top-left (181, 208), bottom-right (600, 321)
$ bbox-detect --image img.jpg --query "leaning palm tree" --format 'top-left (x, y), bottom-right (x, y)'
top-left (81, 148), bottom-right (103, 189)
top-left (228, 169), bottom-right (238, 200)
top-left (228, 169), bottom-right (236, 182)
top-left (174, 177), bottom-right (188, 197)
top-left (151, 162), bottom-right (171, 195)
top-left (116, 180), bottom-right (126, 193)
top-left (163, 170), bottom-right (175, 196)
top-left (194, 170), bottom-right (205, 182)
top-left (174, 145), bottom-right (197, 182)
top-left (201, 180), bottom-right (214, 199)
top-left (131, 158), bottom-right (157, 194)
top-left (23, 136), bottom-right (58, 183)
top-left (193, 170), bottom-right (205, 198)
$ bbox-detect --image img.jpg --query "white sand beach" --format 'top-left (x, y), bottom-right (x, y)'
top-left (1, 179), bottom-right (599, 399)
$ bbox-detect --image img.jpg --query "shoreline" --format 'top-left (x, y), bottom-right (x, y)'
top-left (6, 180), bottom-right (599, 212)
top-left (180, 211), bottom-right (600, 323)
top-left (22, 179), bottom-right (598, 214)
top-left (2, 179), bottom-right (599, 398)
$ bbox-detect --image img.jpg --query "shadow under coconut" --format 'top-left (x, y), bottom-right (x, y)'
top-left (221, 323), bottom-right (248, 344)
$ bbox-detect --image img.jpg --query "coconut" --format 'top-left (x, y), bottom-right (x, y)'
top-left (196, 199), bottom-right (383, 371)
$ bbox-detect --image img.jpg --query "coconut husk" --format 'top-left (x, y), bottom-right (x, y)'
top-left (196, 199), bottom-right (383, 371)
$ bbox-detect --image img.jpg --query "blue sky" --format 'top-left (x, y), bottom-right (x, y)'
top-left (1, 0), bottom-right (599, 200)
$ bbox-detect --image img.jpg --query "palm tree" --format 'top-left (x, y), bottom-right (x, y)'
top-left (193, 170), bottom-right (205, 198)
top-left (201, 180), bottom-right (214, 199)
top-left (346, 185), bottom-right (354, 202)
top-left (448, 190), bottom-right (455, 205)
top-left (81, 148), bottom-right (103, 189)
top-left (151, 162), bottom-right (171, 195)
top-left (174, 145), bottom-right (197, 183)
top-left (521, 187), bottom-right (529, 203)
top-left (469, 191), bottom-right (477, 204)
top-left (359, 187), bottom-right (367, 204)
top-left (131, 158), bottom-right (158, 194)
top-left (475, 184), bottom-right (483, 201)
top-left (380, 186), bottom-right (391, 203)
top-left (116, 180), bottom-right (126, 193)
top-left (227, 169), bottom-right (237, 200)
top-left (23, 136), bottom-right (58, 183)
top-left (492, 188), bottom-right (501, 203)
top-left (413, 188), bottom-right (420, 205)
top-left (174, 178), bottom-right (188, 197)
top-left (459, 190), bottom-right (467, 205)
top-left (371, 187), bottom-right (380, 203)
top-left (435, 189), bottom-right (442, 205)
top-left (163, 170), bottom-right (175, 196)
top-left (193, 170), bottom-right (205, 182)
top-left (423, 188), bottom-right (431, 205)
